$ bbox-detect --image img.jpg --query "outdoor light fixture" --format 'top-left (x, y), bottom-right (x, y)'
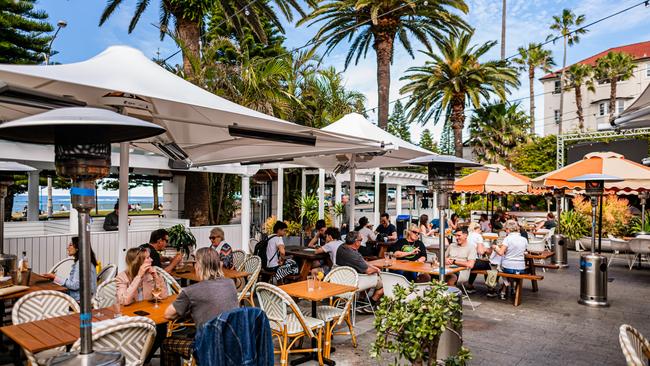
top-left (0, 82), bottom-right (86, 110)
top-left (0, 107), bottom-right (164, 365)
top-left (404, 155), bottom-right (481, 277)
top-left (228, 124), bottom-right (317, 146)
top-left (638, 191), bottom-right (649, 235)
top-left (568, 174), bottom-right (623, 308)
top-left (0, 162), bottom-right (35, 277)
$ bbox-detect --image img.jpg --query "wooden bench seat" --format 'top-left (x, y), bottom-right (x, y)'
top-left (470, 270), bottom-right (544, 306)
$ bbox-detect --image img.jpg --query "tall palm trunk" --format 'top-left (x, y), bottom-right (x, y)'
top-left (175, 15), bottom-right (201, 76)
top-left (528, 66), bottom-right (535, 134)
top-left (575, 85), bottom-right (584, 131)
top-left (451, 96), bottom-right (465, 158)
top-left (558, 36), bottom-right (567, 135)
top-left (152, 179), bottom-right (159, 210)
top-left (609, 78), bottom-right (618, 123)
top-left (373, 26), bottom-right (395, 130)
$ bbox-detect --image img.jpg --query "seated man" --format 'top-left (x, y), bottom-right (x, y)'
top-left (375, 212), bottom-right (398, 241)
top-left (336, 231), bottom-right (383, 310)
top-left (311, 227), bottom-right (343, 275)
top-left (389, 224), bottom-right (429, 282)
top-left (265, 221), bottom-right (299, 282)
top-left (536, 212), bottom-right (557, 230)
top-left (140, 229), bottom-right (183, 274)
top-left (445, 228), bottom-right (477, 286)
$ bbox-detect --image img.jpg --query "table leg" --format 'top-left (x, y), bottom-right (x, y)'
top-left (298, 259), bottom-right (312, 281)
top-left (513, 279), bottom-right (522, 306)
top-left (291, 301), bottom-right (335, 366)
top-left (527, 258), bottom-right (539, 292)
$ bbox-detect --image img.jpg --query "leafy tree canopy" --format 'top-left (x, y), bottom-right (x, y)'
top-left (510, 135), bottom-right (557, 178)
top-left (0, 0), bottom-right (53, 64)
top-left (418, 128), bottom-right (438, 153)
top-left (387, 100), bottom-right (411, 143)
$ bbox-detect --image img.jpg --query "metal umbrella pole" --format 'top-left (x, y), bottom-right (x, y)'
top-left (437, 190), bottom-right (448, 277)
top-left (639, 191), bottom-right (649, 235)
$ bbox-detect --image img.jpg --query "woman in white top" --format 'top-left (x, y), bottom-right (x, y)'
top-left (418, 214), bottom-right (436, 237)
top-left (492, 220), bottom-right (528, 299)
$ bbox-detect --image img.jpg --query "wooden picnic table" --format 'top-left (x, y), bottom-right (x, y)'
top-left (0, 273), bottom-right (67, 301)
top-left (280, 280), bottom-right (357, 366)
top-left (171, 265), bottom-right (250, 283)
top-left (367, 259), bottom-right (467, 276)
top-left (0, 295), bottom-right (178, 354)
top-left (524, 251), bottom-right (554, 292)
top-left (284, 246), bottom-right (330, 280)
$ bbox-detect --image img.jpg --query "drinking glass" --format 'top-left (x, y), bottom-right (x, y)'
top-left (307, 275), bottom-right (315, 292)
top-left (111, 302), bottom-right (121, 318)
top-left (151, 283), bottom-right (162, 308)
top-left (384, 252), bottom-right (390, 266)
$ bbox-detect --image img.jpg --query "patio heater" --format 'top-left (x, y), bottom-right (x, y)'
top-left (0, 107), bottom-right (165, 365)
top-left (403, 155), bottom-right (481, 277)
top-left (638, 191), bottom-right (649, 235)
top-left (551, 188), bottom-right (568, 268)
top-left (0, 162), bottom-right (36, 275)
top-left (568, 174), bottom-right (622, 308)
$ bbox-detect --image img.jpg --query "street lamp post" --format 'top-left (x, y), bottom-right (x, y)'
top-left (568, 174), bottom-right (623, 307)
top-left (403, 155), bottom-right (481, 278)
top-left (0, 107), bottom-right (165, 365)
top-left (44, 20), bottom-right (67, 65)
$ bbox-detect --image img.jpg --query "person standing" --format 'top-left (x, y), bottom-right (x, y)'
top-left (341, 194), bottom-right (351, 235)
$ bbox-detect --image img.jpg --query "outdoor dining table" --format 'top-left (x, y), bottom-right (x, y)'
top-left (279, 280), bottom-right (357, 366)
top-left (372, 240), bottom-right (397, 259)
top-left (0, 273), bottom-right (67, 301)
top-left (0, 294), bottom-right (178, 354)
top-left (284, 245), bottom-right (330, 280)
top-left (367, 259), bottom-right (467, 276)
top-left (525, 250), bottom-right (555, 292)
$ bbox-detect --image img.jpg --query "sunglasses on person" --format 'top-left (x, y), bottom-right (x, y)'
top-left (209, 235), bottom-right (221, 240)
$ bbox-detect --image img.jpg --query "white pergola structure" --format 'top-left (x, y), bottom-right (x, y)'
top-left (0, 46), bottom-right (384, 258)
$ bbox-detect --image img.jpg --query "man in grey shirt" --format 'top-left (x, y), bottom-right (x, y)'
top-left (336, 231), bottom-right (383, 306)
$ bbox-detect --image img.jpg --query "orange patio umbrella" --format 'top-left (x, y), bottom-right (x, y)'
top-left (530, 152), bottom-right (650, 193)
top-left (455, 164), bottom-right (538, 194)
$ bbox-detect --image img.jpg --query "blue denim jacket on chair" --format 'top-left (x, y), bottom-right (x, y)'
top-left (194, 307), bottom-right (274, 366)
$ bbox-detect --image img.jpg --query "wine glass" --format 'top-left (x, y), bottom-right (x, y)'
top-left (151, 283), bottom-right (162, 309)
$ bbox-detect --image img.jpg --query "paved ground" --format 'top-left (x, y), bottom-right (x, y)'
top-left (2, 251), bottom-right (647, 365)
top-left (292, 251), bottom-right (650, 365)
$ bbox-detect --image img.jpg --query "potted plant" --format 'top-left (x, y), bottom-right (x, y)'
top-left (167, 224), bottom-right (197, 258)
top-left (559, 210), bottom-right (589, 250)
top-left (371, 281), bottom-right (471, 366)
top-left (331, 202), bottom-right (345, 227)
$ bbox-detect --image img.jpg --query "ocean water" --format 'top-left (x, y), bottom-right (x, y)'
top-left (12, 195), bottom-right (156, 213)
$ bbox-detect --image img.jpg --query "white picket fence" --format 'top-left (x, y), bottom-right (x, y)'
top-left (2, 219), bottom-right (242, 273)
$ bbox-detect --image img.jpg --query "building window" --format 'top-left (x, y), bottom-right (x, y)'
top-left (647, 64), bottom-right (650, 77)
top-left (553, 80), bottom-right (561, 94)
top-left (554, 110), bottom-right (560, 124)
top-left (599, 102), bottom-right (609, 116)
top-left (618, 100), bottom-right (625, 116)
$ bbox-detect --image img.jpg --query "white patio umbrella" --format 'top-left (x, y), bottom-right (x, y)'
top-left (0, 46), bottom-right (383, 166)
top-left (614, 83), bottom-right (650, 129)
top-left (295, 113), bottom-right (433, 228)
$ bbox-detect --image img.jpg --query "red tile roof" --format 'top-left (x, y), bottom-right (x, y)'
top-left (540, 40), bottom-right (650, 80)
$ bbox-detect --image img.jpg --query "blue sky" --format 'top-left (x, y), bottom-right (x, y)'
top-left (40, 0), bottom-right (650, 145)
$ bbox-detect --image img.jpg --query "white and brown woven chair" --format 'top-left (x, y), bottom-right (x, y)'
top-left (48, 257), bottom-right (74, 277)
top-left (12, 290), bottom-right (80, 365)
top-left (608, 235), bottom-right (632, 268)
top-left (237, 255), bottom-right (261, 306)
top-left (232, 250), bottom-right (247, 271)
top-left (619, 324), bottom-right (650, 365)
top-left (318, 266), bottom-right (358, 358)
top-left (255, 282), bottom-right (325, 365)
top-left (154, 266), bottom-right (182, 295)
top-left (92, 278), bottom-right (117, 309)
top-left (71, 316), bottom-right (157, 366)
top-left (97, 264), bottom-right (117, 286)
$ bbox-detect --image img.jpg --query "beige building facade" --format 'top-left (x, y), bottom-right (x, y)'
top-left (541, 41), bottom-right (650, 135)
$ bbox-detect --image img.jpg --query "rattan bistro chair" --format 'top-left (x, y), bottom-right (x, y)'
top-left (237, 255), bottom-right (262, 306)
top-left (232, 250), bottom-right (247, 272)
top-left (97, 264), bottom-right (117, 286)
top-left (318, 266), bottom-right (358, 358)
top-left (255, 282), bottom-right (325, 365)
top-left (154, 266), bottom-right (182, 294)
top-left (92, 278), bottom-right (117, 309)
top-left (71, 316), bottom-right (156, 366)
top-left (619, 324), bottom-right (650, 365)
top-left (48, 257), bottom-right (74, 277)
top-left (12, 290), bottom-right (80, 365)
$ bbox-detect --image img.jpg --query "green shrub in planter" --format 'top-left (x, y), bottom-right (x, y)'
top-left (371, 280), bottom-right (471, 366)
top-left (559, 211), bottom-right (590, 240)
top-left (167, 224), bottom-right (197, 257)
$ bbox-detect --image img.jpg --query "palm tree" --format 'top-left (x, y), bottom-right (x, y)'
top-left (595, 51), bottom-right (637, 124)
top-left (299, 0), bottom-right (470, 129)
top-left (565, 63), bottom-right (595, 132)
top-left (512, 43), bottom-right (555, 134)
top-left (99, 0), bottom-right (312, 75)
top-left (547, 9), bottom-right (588, 135)
top-left (400, 31), bottom-right (520, 158)
top-left (469, 102), bottom-right (531, 166)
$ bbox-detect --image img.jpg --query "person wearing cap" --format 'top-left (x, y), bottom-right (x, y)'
top-left (445, 227), bottom-right (477, 286)
top-left (389, 224), bottom-right (429, 282)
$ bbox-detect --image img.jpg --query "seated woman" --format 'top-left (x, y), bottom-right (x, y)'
top-left (116, 247), bottom-right (169, 306)
top-left (208, 227), bottom-right (234, 269)
top-left (447, 213), bottom-right (460, 232)
top-left (42, 237), bottom-right (98, 302)
top-left (355, 216), bottom-right (377, 257)
top-left (162, 248), bottom-right (239, 366)
top-left (478, 213), bottom-right (491, 232)
top-left (419, 214), bottom-right (436, 237)
top-left (116, 247), bottom-right (169, 364)
top-left (491, 220), bottom-right (528, 300)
